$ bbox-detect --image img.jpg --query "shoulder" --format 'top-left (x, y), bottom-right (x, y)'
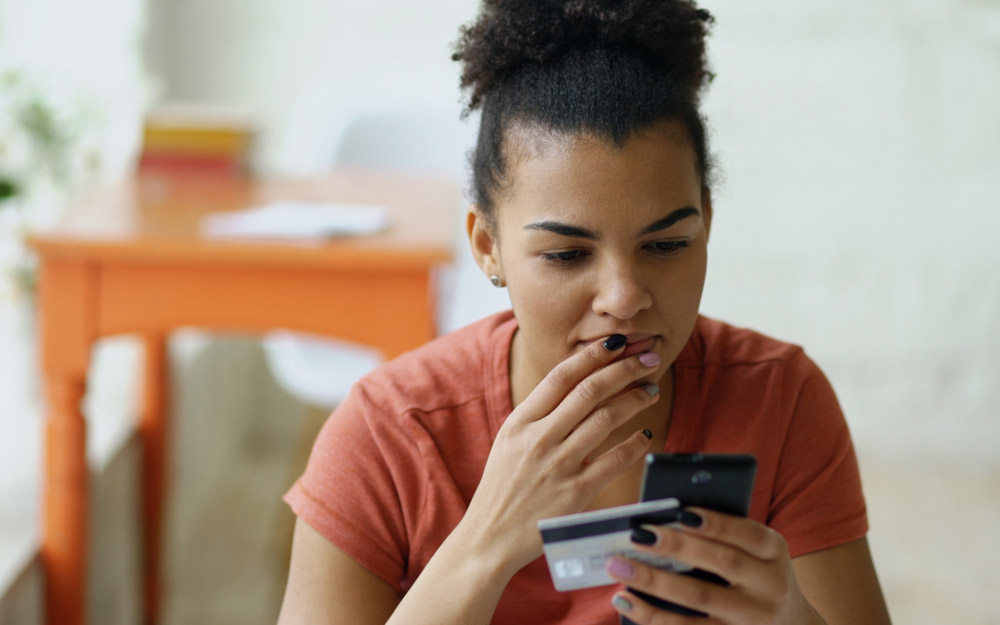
top-left (677, 315), bottom-right (807, 369)
top-left (671, 318), bottom-right (864, 546)
top-left (674, 315), bottom-right (829, 419)
top-left (353, 309), bottom-right (517, 416)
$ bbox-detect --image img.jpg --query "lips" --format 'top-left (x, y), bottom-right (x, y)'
top-left (619, 336), bottom-right (657, 358)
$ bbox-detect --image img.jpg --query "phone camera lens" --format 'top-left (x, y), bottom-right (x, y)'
top-left (691, 470), bottom-right (712, 485)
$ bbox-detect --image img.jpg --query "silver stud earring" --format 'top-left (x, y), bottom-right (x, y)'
top-left (489, 275), bottom-right (505, 288)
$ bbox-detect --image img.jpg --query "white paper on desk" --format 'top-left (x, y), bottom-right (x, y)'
top-left (201, 200), bottom-right (391, 239)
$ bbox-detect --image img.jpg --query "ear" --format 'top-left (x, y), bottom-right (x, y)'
top-left (702, 189), bottom-right (713, 241)
top-left (466, 205), bottom-right (503, 278)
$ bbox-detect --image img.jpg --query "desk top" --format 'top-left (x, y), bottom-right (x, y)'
top-left (29, 170), bottom-right (460, 270)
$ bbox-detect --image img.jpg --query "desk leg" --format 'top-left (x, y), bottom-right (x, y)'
top-left (42, 376), bottom-right (88, 625)
top-left (139, 334), bottom-right (169, 625)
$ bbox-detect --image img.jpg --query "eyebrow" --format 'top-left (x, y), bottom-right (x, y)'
top-left (524, 206), bottom-right (700, 240)
top-left (638, 206), bottom-right (700, 235)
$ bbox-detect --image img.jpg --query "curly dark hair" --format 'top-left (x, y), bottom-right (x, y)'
top-left (452, 0), bottom-right (716, 219)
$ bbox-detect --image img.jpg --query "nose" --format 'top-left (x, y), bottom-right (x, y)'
top-left (591, 259), bottom-right (653, 320)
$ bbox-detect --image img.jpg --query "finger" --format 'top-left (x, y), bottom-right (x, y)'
top-left (509, 334), bottom-right (630, 424)
top-left (544, 351), bottom-right (661, 439)
top-left (580, 428), bottom-right (652, 486)
top-left (610, 590), bottom-right (727, 625)
top-left (675, 508), bottom-right (787, 562)
top-left (625, 522), bottom-right (775, 588)
top-left (564, 383), bottom-right (660, 459)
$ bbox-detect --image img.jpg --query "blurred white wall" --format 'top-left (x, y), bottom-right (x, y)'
top-left (144, 0), bottom-right (481, 175)
top-left (699, 1), bottom-right (1000, 465)
top-left (145, 0), bottom-right (1000, 467)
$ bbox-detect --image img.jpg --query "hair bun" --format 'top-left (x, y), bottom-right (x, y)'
top-left (453, 0), bottom-right (714, 111)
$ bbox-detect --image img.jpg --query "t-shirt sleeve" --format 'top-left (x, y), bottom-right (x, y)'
top-left (768, 352), bottom-right (868, 558)
top-left (283, 380), bottom-right (418, 590)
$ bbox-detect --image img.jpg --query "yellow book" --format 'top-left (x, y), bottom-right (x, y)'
top-left (142, 102), bottom-right (256, 157)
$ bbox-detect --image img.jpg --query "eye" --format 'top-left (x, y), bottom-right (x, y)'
top-left (647, 240), bottom-right (689, 256)
top-left (541, 250), bottom-right (589, 265)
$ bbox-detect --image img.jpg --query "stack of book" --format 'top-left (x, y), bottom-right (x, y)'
top-left (139, 103), bottom-right (256, 176)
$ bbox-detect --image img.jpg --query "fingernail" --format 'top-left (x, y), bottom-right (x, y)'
top-left (631, 527), bottom-right (657, 545)
top-left (612, 595), bottom-right (633, 612)
top-left (679, 510), bottom-right (703, 529)
top-left (638, 352), bottom-right (660, 367)
top-left (641, 428), bottom-right (652, 440)
top-left (607, 557), bottom-right (635, 579)
top-left (603, 334), bottom-right (627, 351)
top-left (642, 383), bottom-right (659, 397)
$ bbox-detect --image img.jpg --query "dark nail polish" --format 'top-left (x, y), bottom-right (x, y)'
top-left (679, 510), bottom-right (703, 529)
top-left (603, 334), bottom-right (627, 351)
top-left (642, 429), bottom-right (652, 440)
top-left (631, 527), bottom-right (657, 545)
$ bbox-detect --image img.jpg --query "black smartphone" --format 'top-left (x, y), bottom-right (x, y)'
top-left (621, 453), bottom-right (757, 623)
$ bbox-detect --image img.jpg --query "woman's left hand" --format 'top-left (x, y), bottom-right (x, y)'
top-left (606, 508), bottom-right (828, 625)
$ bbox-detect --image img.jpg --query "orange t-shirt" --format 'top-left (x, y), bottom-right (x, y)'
top-left (284, 311), bottom-right (867, 623)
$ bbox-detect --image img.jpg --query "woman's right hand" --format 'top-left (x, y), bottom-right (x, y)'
top-left (457, 333), bottom-right (662, 578)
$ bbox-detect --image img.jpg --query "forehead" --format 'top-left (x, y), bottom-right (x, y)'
top-left (495, 120), bottom-right (703, 228)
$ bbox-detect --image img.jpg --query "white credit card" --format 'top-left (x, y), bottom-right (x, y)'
top-left (538, 498), bottom-right (692, 591)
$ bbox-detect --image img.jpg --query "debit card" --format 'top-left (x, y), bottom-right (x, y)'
top-left (538, 498), bottom-right (692, 591)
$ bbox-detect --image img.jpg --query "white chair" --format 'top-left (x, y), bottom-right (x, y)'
top-left (263, 82), bottom-right (507, 409)
top-left (260, 331), bottom-right (383, 409)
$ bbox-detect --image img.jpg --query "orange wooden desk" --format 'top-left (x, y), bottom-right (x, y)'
top-left (29, 170), bottom-right (457, 625)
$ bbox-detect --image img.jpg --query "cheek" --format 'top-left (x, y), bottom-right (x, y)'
top-left (506, 265), bottom-right (590, 337)
top-left (679, 250), bottom-right (707, 291)
top-left (689, 249), bottom-right (709, 298)
top-left (653, 250), bottom-right (708, 312)
top-left (678, 254), bottom-right (709, 321)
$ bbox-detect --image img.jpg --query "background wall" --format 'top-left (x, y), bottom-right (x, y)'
top-left (144, 0), bottom-right (1000, 465)
top-left (700, 1), bottom-right (1000, 466)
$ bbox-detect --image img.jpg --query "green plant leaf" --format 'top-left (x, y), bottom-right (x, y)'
top-left (0, 178), bottom-right (19, 203)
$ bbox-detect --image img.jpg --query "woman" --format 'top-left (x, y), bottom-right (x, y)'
top-left (277, 1), bottom-right (892, 623)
